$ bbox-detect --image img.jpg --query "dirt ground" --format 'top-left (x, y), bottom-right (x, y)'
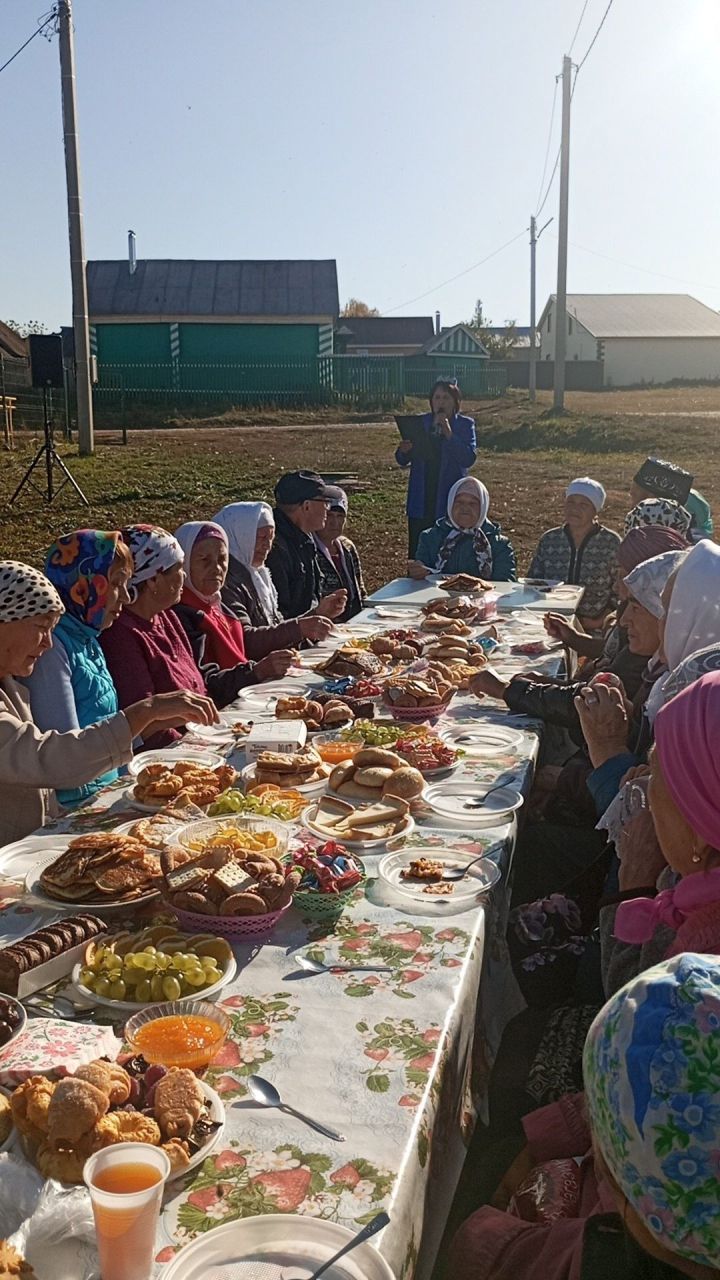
top-left (1, 386), bottom-right (718, 592)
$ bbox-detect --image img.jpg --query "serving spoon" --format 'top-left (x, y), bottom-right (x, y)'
top-left (297, 956), bottom-right (393, 976)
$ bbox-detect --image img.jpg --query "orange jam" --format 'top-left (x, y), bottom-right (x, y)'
top-left (317, 741), bottom-right (358, 764)
top-left (132, 1014), bottom-right (226, 1069)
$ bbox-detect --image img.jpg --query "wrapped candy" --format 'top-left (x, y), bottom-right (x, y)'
top-left (292, 842), bottom-right (363, 895)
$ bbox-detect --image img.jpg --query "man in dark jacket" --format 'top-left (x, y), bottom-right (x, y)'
top-left (266, 471), bottom-right (348, 620)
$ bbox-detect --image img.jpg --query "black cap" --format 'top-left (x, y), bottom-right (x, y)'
top-left (274, 470), bottom-right (335, 506)
top-left (634, 457), bottom-right (693, 506)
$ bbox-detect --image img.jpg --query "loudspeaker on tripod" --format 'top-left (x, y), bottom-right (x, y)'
top-left (29, 334), bottom-right (64, 389)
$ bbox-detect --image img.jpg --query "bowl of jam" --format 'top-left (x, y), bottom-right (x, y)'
top-left (124, 999), bottom-right (230, 1070)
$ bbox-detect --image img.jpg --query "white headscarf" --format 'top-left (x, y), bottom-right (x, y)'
top-left (174, 521), bottom-right (229, 606)
top-left (644, 541), bottom-right (720, 724)
top-left (212, 502), bottom-right (278, 623)
top-left (0, 561), bottom-right (64, 622)
top-left (436, 477), bottom-right (493, 575)
top-left (566, 476), bottom-right (606, 512)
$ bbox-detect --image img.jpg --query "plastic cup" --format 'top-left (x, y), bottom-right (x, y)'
top-left (84, 1142), bottom-right (171, 1280)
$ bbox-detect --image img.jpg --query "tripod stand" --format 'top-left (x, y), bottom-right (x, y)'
top-left (9, 384), bottom-right (89, 507)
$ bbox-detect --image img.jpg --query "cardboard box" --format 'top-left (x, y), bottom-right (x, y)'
top-left (245, 719), bottom-right (307, 763)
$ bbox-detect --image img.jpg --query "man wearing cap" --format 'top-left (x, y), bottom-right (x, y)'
top-left (314, 486), bottom-right (367, 622)
top-left (528, 477), bottom-right (621, 625)
top-left (630, 456), bottom-right (712, 542)
top-left (395, 378), bottom-right (477, 557)
top-left (266, 471), bottom-right (348, 620)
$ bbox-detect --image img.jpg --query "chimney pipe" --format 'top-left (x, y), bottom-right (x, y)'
top-left (128, 229), bottom-right (137, 276)
top-left (435, 310), bottom-right (441, 335)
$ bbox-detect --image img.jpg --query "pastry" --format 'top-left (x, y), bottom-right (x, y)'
top-left (162, 1138), bottom-right (192, 1174)
top-left (10, 1076), bottom-right (55, 1141)
top-left (75, 1061), bottom-right (132, 1106)
top-left (153, 1067), bottom-right (205, 1140)
top-left (47, 1077), bottom-right (109, 1143)
top-left (400, 857), bottom-right (444, 881)
top-left (0, 1242), bottom-right (37, 1279)
top-left (0, 1092), bottom-right (11, 1146)
top-left (382, 766), bottom-right (424, 800)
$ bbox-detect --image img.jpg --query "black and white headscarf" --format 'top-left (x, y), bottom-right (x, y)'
top-left (624, 498), bottom-right (692, 536)
top-left (0, 560), bottom-right (64, 622)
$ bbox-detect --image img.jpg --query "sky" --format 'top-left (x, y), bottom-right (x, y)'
top-left (1, 0), bottom-right (719, 332)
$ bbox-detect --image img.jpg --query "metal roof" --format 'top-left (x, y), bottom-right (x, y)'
top-left (539, 293), bottom-right (720, 339)
top-left (87, 260), bottom-right (339, 319)
top-left (338, 316), bottom-right (435, 345)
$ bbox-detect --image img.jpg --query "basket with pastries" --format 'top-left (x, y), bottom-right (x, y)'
top-left (382, 671), bottom-right (454, 722)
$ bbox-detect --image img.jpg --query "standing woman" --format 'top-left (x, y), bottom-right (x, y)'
top-left (24, 530), bottom-right (132, 807)
top-left (528, 477), bottom-right (621, 626)
top-left (395, 378), bottom-right (477, 557)
top-left (313, 487), bottom-right (367, 621)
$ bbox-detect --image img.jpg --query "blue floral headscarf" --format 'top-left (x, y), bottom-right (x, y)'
top-left (584, 953), bottom-right (720, 1267)
top-left (44, 530), bottom-right (122, 632)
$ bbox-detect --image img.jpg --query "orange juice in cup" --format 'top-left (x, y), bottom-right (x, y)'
top-left (84, 1142), bottom-right (170, 1280)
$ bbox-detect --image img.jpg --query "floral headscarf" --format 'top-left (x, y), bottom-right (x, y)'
top-left (622, 549), bottom-right (688, 619)
top-left (0, 561), bottom-right (63, 622)
top-left (624, 498), bottom-right (692, 536)
top-left (122, 524), bottom-right (184, 603)
top-left (584, 952), bottom-right (720, 1268)
top-left (662, 642), bottom-right (720, 705)
top-left (44, 530), bottom-right (122, 632)
top-left (435, 476), bottom-right (493, 576)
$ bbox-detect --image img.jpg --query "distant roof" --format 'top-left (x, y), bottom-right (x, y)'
top-left (423, 324), bottom-right (489, 357)
top-left (0, 321), bottom-right (28, 359)
top-left (87, 260), bottom-right (339, 319)
top-left (486, 326), bottom-right (531, 338)
top-left (539, 293), bottom-right (720, 338)
top-left (337, 316), bottom-right (435, 345)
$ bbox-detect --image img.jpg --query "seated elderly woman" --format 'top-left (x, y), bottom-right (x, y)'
top-left (529, 477), bottom-right (621, 626)
top-left (100, 525), bottom-right (276, 749)
top-left (448, 953), bottom-right (720, 1280)
top-left (212, 502), bottom-right (335, 654)
top-left (23, 530), bottom-right (133, 808)
top-left (0, 560), bottom-right (216, 846)
top-left (172, 521), bottom-right (295, 683)
top-left (314, 487), bottom-right (368, 621)
top-left (408, 476), bottom-right (516, 582)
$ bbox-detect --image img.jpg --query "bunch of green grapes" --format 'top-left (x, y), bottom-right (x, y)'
top-left (208, 790), bottom-right (296, 821)
top-left (79, 944), bottom-right (223, 1003)
top-left (339, 719), bottom-right (401, 747)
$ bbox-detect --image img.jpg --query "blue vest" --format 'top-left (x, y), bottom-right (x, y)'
top-left (54, 613), bottom-right (120, 807)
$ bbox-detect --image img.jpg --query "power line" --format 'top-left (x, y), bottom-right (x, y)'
top-left (549, 232), bottom-right (720, 294)
top-left (0, 7), bottom-right (58, 78)
top-left (574, 0), bottom-right (615, 73)
top-left (568, 0), bottom-right (591, 53)
top-left (381, 228), bottom-right (529, 315)
top-left (535, 77), bottom-right (559, 211)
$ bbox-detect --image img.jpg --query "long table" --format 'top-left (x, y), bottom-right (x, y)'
top-left (366, 578), bottom-right (585, 615)
top-left (0, 608), bottom-right (562, 1279)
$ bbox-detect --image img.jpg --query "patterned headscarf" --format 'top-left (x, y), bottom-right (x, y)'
top-left (436, 476), bottom-right (493, 576)
top-left (623, 549), bottom-right (688, 618)
top-left (624, 498), bottom-right (692, 536)
top-left (0, 561), bottom-right (64, 622)
top-left (122, 524), bottom-right (184, 602)
top-left (44, 530), bottom-right (122, 632)
top-left (175, 522), bottom-right (228, 606)
top-left (584, 952), bottom-right (720, 1268)
top-left (662, 642), bottom-right (720, 705)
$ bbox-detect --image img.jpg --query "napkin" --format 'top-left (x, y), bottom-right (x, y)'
top-left (0, 1018), bottom-right (122, 1087)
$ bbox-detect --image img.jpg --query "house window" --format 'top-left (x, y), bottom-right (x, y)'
top-left (568, 317), bottom-right (573, 335)
top-left (547, 313), bottom-right (551, 333)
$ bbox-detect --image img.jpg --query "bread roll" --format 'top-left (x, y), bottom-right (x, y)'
top-left (353, 748), bottom-right (402, 769)
top-left (382, 766), bottom-right (424, 800)
top-left (353, 766), bottom-right (394, 788)
top-left (329, 760), bottom-right (356, 790)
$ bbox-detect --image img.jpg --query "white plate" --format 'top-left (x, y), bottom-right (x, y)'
top-left (127, 748), bottom-right (225, 778)
top-left (370, 605), bottom-right (423, 622)
top-left (70, 953), bottom-right (237, 1013)
top-left (421, 782), bottom-right (523, 826)
top-left (160, 1213), bottom-right (394, 1280)
top-left (241, 762), bottom-right (329, 797)
top-left (25, 849), bottom-right (161, 914)
top-left (236, 680), bottom-right (324, 711)
top-left (302, 802), bottom-right (414, 849)
top-left (378, 847), bottom-right (501, 909)
top-left (440, 723), bottom-right (525, 756)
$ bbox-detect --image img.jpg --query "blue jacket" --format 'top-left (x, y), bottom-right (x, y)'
top-left (415, 517), bottom-right (517, 581)
top-left (395, 412), bottom-right (477, 519)
top-left (28, 613), bottom-right (120, 807)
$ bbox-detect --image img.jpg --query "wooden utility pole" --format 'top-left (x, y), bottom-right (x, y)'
top-left (553, 54), bottom-right (572, 413)
top-left (58, 0), bottom-right (94, 455)
top-left (529, 217), bottom-right (537, 403)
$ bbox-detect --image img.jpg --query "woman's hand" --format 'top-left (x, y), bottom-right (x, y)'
top-left (315, 589), bottom-right (347, 619)
top-left (469, 668), bottom-right (509, 701)
top-left (397, 440), bottom-right (413, 455)
top-left (574, 683), bottom-right (630, 768)
top-left (490, 1145), bottom-right (534, 1210)
top-left (618, 809), bottom-right (666, 892)
top-left (125, 690), bottom-right (219, 737)
top-left (436, 415), bottom-right (452, 440)
top-left (619, 763), bottom-right (651, 789)
top-left (254, 650), bottom-right (297, 681)
top-left (544, 612), bottom-right (580, 647)
top-left (300, 615), bottom-right (334, 642)
top-left (407, 560), bottom-right (430, 580)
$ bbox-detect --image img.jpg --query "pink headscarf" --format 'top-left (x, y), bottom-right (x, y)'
top-left (655, 670), bottom-right (720, 852)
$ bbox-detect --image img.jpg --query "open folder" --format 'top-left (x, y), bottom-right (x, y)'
top-left (394, 415), bottom-right (430, 459)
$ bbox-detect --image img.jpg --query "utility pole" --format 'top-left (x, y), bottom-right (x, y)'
top-left (529, 217), bottom-right (537, 403)
top-left (553, 54), bottom-right (572, 414)
top-left (58, 0), bottom-right (94, 455)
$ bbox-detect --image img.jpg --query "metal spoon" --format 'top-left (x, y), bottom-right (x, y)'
top-left (442, 853), bottom-right (490, 883)
top-left (463, 783), bottom-right (511, 809)
top-left (246, 1074), bottom-right (346, 1142)
top-left (285, 1212), bottom-right (390, 1280)
top-left (297, 956), bottom-right (393, 976)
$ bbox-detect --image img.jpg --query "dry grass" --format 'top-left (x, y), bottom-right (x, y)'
top-left (1, 386), bottom-right (717, 592)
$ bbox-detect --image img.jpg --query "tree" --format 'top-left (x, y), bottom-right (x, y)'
top-left (3, 319), bottom-right (49, 337)
top-left (341, 299), bottom-right (380, 317)
top-left (466, 298), bottom-right (518, 357)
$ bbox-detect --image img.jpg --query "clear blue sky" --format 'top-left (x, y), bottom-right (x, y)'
top-left (1, 0), bottom-right (719, 332)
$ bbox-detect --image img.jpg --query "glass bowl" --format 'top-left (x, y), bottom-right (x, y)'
top-left (172, 814), bottom-right (289, 858)
top-left (124, 999), bottom-right (231, 1070)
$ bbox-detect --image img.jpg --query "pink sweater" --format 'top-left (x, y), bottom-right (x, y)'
top-left (100, 607), bottom-right (206, 749)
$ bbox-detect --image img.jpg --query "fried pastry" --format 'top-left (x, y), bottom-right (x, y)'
top-left (153, 1067), bottom-right (204, 1140)
top-left (162, 1137), bottom-right (192, 1173)
top-left (75, 1060), bottom-right (131, 1105)
top-left (0, 1241), bottom-right (38, 1279)
top-left (10, 1076), bottom-right (55, 1140)
top-left (47, 1077), bottom-right (109, 1143)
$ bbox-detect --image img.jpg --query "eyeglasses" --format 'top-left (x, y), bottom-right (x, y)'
top-left (308, 498), bottom-right (331, 508)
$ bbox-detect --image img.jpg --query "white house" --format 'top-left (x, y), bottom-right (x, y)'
top-left (537, 293), bottom-right (720, 386)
